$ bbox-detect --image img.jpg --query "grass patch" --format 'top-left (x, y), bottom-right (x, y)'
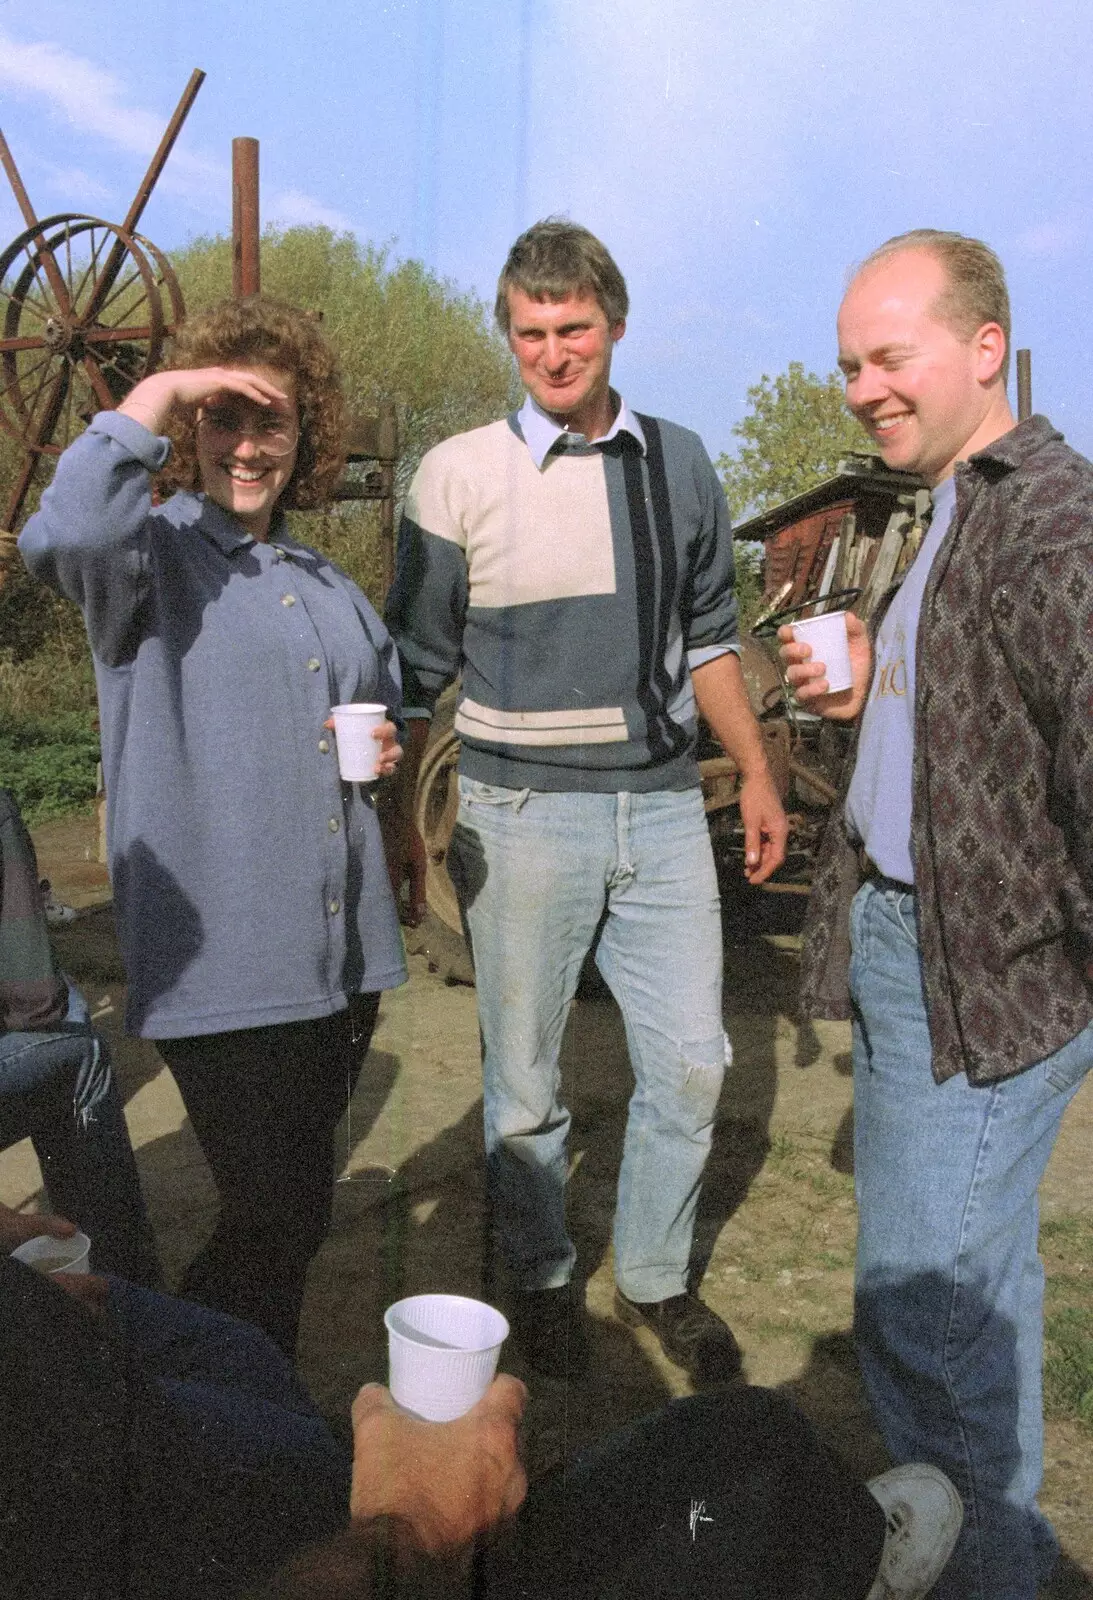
top-left (1042, 1213), bottom-right (1093, 1431)
top-left (0, 711), bottom-right (100, 826)
top-left (1044, 1307), bottom-right (1093, 1427)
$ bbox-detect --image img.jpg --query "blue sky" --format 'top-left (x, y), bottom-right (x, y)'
top-left (3, 0), bottom-right (1092, 463)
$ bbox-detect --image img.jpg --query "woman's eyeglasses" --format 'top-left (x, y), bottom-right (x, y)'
top-left (197, 406), bottom-right (299, 457)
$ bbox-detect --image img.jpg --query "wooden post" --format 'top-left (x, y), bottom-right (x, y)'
top-left (232, 138), bottom-right (260, 298)
top-left (377, 402), bottom-right (398, 596)
top-left (1016, 348), bottom-right (1032, 422)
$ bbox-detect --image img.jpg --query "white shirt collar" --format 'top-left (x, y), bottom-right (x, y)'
top-left (516, 391), bottom-right (647, 471)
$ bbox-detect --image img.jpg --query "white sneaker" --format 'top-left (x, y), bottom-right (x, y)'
top-left (864, 1464), bottom-right (964, 1599)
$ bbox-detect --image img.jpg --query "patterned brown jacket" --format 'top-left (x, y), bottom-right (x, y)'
top-left (799, 416), bottom-right (1093, 1083)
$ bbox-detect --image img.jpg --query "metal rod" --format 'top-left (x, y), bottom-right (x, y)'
top-left (1016, 348), bottom-right (1032, 422)
top-left (788, 758), bottom-right (839, 806)
top-left (2, 369), bottom-right (68, 530)
top-left (121, 68), bottom-right (207, 236)
top-left (2, 449), bottom-right (38, 532)
top-left (0, 129), bottom-right (41, 233)
top-left (232, 138), bottom-right (261, 298)
top-left (0, 133), bottom-right (73, 315)
top-left (85, 68), bottom-right (206, 325)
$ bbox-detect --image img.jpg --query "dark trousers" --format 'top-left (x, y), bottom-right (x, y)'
top-left (486, 1386), bottom-right (887, 1600)
top-left (157, 997), bottom-right (379, 1356)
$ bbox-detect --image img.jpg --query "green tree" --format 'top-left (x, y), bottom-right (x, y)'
top-left (158, 226), bottom-right (517, 605)
top-left (169, 226), bottom-right (517, 498)
top-left (717, 362), bottom-right (873, 522)
top-left (1, 226), bottom-right (517, 706)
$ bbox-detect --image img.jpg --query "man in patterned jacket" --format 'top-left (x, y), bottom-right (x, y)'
top-left (386, 219), bottom-right (787, 1381)
top-left (781, 230), bottom-right (1093, 1599)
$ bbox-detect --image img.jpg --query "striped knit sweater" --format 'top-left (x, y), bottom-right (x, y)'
top-left (386, 402), bottom-right (740, 792)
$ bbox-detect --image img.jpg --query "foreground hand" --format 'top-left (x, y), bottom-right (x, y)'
top-left (739, 769), bottom-right (789, 885)
top-left (53, 1272), bottom-right (110, 1317)
top-left (0, 1201), bottom-right (77, 1253)
top-left (117, 366), bottom-right (291, 435)
top-left (777, 614), bottom-right (872, 720)
top-left (350, 1377), bottom-right (528, 1555)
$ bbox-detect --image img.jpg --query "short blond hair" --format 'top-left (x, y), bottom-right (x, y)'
top-left (855, 229), bottom-right (1011, 384)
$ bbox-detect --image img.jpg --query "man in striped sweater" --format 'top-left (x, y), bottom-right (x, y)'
top-left (386, 220), bottom-right (786, 1379)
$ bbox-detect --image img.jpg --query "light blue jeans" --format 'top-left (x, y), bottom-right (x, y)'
top-left (850, 880), bottom-right (1093, 1600)
top-left (449, 780), bottom-right (728, 1301)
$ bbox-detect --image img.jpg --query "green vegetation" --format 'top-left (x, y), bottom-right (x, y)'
top-left (732, 539), bottom-right (766, 633)
top-left (1, 225), bottom-right (517, 807)
top-left (718, 361), bottom-right (873, 522)
top-left (169, 225), bottom-right (517, 508)
top-left (1042, 1214), bottom-right (1093, 1430)
top-left (0, 710), bottom-right (100, 826)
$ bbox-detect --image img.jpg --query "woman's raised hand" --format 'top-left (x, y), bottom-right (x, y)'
top-left (117, 367), bottom-right (290, 435)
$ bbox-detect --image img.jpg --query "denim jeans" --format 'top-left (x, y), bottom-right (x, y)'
top-left (449, 780), bottom-right (728, 1300)
top-left (0, 982), bottom-right (159, 1284)
top-left (850, 880), bottom-right (1093, 1600)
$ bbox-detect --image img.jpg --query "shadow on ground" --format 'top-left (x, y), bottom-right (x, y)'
top-left (17, 875), bottom-right (1093, 1589)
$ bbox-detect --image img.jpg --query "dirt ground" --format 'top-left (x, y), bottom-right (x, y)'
top-left (6, 812), bottom-right (1093, 1594)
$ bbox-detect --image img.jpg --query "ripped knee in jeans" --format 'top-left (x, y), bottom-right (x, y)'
top-left (679, 1031), bottom-right (731, 1113)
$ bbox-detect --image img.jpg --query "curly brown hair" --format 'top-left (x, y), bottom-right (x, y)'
top-left (158, 297), bottom-right (347, 509)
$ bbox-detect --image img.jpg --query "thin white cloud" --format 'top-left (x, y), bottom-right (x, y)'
top-left (0, 30), bottom-right (354, 233)
top-left (34, 162), bottom-right (115, 208)
top-left (0, 34), bottom-right (166, 155)
top-left (0, 29), bottom-right (224, 202)
top-left (267, 189), bottom-right (355, 233)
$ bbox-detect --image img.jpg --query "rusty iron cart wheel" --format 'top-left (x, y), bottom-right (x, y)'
top-left (0, 214), bottom-right (182, 456)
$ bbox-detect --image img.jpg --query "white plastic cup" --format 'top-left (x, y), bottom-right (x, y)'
top-left (790, 610), bottom-right (853, 694)
top-left (10, 1231), bottom-right (91, 1276)
top-left (331, 702), bottom-right (387, 782)
top-left (384, 1293), bottom-right (509, 1422)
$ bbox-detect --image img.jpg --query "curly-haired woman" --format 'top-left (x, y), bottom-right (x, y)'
top-left (20, 299), bottom-right (407, 1354)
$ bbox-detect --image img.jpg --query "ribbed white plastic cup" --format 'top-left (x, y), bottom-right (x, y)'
top-left (791, 610), bottom-right (853, 694)
top-left (331, 703), bottom-right (387, 781)
top-left (11, 1230), bottom-right (92, 1276)
top-left (384, 1293), bottom-right (509, 1422)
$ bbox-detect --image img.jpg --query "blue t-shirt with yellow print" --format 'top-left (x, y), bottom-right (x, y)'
top-left (844, 476), bottom-right (957, 884)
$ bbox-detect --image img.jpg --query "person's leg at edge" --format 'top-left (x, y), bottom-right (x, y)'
top-left (158, 996), bottom-right (380, 1356)
top-left (850, 880), bottom-right (1092, 1600)
top-left (0, 1007), bottom-right (160, 1286)
top-left (483, 1386), bottom-right (886, 1600)
top-left (449, 781), bottom-right (611, 1292)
